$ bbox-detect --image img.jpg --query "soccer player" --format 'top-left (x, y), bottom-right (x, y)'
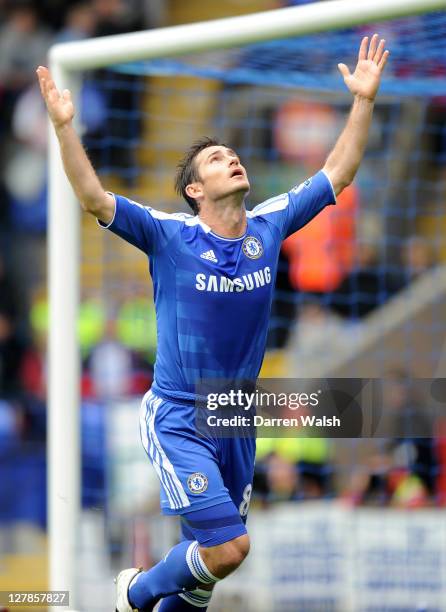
top-left (37, 34), bottom-right (388, 612)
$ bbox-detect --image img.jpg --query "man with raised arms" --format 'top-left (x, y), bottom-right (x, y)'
top-left (37, 34), bottom-right (388, 612)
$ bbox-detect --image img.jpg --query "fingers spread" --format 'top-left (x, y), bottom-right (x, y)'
top-left (374, 39), bottom-right (386, 65)
top-left (378, 49), bottom-right (390, 71)
top-left (367, 33), bottom-right (379, 60)
top-left (37, 66), bottom-right (50, 77)
top-left (46, 78), bottom-right (59, 101)
top-left (37, 74), bottom-right (45, 97)
top-left (48, 88), bottom-right (60, 105)
top-left (358, 37), bottom-right (368, 61)
top-left (36, 66), bottom-right (59, 102)
top-left (338, 63), bottom-right (350, 79)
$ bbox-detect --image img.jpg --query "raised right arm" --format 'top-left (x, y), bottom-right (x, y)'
top-left (36, 65), bottom-right (114, 225)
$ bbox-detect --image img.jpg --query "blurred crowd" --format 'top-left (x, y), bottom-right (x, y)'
top-left (268, 228), bottom-right (436, 349)
top-left (0, 0), bottom-right (163, 235)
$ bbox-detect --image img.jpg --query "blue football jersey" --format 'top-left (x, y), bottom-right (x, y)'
top-left (100, 170), bottom-right (336, 401)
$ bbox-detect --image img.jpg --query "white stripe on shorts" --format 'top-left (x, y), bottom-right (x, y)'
top-left (139, 390), bottom-right (177, 509)
top-left (147, 395), bottom-right (183, 509)
top-left (139, 389), bottom-right (190, 510)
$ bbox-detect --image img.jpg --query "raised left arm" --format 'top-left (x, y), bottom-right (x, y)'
top-left (323, 34), bottom-right (389, 196)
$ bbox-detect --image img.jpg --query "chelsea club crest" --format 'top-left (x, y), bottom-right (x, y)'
top-left (242, 236), bottom-right (263, 260)
top-left (187, 472), bottom-right (208, 494)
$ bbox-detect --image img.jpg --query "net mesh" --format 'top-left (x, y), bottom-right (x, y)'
top-left (116, 12), bottom-right (446, 97)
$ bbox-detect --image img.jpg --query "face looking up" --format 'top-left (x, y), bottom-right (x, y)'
top-left (186, 145), bottom-right (250, 207)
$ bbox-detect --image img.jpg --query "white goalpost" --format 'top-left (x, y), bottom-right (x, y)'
top-left (47, 0), bottom-right (446, 609)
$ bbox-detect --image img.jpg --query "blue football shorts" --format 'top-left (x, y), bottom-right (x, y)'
top-left (139, 388), bottom-right (256, 520)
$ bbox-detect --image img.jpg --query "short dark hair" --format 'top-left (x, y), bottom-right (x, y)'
top-left (174, 136), bottom-right (226, 214)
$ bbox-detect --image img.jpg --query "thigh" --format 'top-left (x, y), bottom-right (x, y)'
top-left (140, 390), bottom-right (235, 515)
top-left (219, 436), bottom-right (256, 520)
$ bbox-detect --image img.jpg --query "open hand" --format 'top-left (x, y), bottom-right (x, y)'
top-left (36, 65), bottom-right (75, 129)
top-left (338, 34), bottom-right (389, 102)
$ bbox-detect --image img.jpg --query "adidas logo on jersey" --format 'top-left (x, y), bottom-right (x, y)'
top-left (200, 249), bottom-right (218, 263)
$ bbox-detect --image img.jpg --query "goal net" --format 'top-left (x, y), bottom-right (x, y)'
top-left (46, 2), bottom-right (446, 610)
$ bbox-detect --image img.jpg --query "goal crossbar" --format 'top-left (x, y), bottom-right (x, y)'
top-left (47, 0), bottom-right (446, 609)
top-left (50, 0), bottom-right (445, 69)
